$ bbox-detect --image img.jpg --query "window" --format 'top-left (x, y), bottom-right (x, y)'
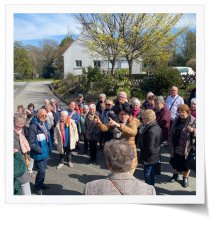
top-left (94, 60), bottom-right (101, 68)
top-left (76, 60), bottom-right (82, 67)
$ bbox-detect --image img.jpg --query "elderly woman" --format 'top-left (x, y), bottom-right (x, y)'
top-left (169, 104), bottom-right (196, 188)
top-left (190, 98), bottom-right (196, 118)
top-left (84, 139), bottom-right (156, 195)
top-left (84, 104), bottom-right (100, 164)
top-left (112, 91), bottom-right (130, 115)
top-left (131, 98), bottom-right (144, 122)
top-left (155, 96), bottom-right (171, 144)
top-left (55, 111), bottom-right (79, 169)
top-left (139, 109), bottom-right (162, 186)
top-left (14, 113), bottom-right (32, 195)
top-left (94, 104), bottom-right (139, 175)
top-left (142, 92), bottom-right (156, 110)
top-left (78, 105), bottom-right (89, 153)
top-left (96, 93), bottom-right (106, 115)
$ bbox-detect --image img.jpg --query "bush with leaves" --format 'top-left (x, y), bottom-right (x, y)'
top-left (141, 65), bottom-right (183, 96)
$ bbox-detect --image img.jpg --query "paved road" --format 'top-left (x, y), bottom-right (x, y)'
top-left (14, 81), bottom-right (196, 195)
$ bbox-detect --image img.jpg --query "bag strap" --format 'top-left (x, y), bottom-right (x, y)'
top-left (108, 178), bottom-right (124, 195)
top-left (169, 96), bottom-right (179, 111)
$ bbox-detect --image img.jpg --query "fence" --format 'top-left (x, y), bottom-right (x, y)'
top-left (130, 73), bottom-right (196, 89)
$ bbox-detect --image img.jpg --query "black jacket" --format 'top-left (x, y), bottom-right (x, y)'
top-left (139, 121), bottom-right (162, 164)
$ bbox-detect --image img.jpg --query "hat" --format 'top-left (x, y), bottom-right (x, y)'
top-left (78, 93), bottom-right (83, 97)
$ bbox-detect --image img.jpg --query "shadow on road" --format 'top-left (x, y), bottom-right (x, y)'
top-left (68, 173), bottom-right (106, 185)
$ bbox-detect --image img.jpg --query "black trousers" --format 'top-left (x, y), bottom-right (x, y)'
top-left (89, 140), bottom-right (98, 162)
top-left (60, 145), bottom-right (72, 163)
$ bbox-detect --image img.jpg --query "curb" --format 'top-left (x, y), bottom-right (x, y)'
top-left (49, 83), bottom-right (69, 105)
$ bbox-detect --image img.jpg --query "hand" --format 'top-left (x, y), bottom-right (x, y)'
top-left (13, 148), bottom-right (19, 153)
top-left (94, 115), bottom-right (101, 124)
top-left (187, 125), bottom-right (194, 133)
top-left (108, 117), bottom-right (120, 128)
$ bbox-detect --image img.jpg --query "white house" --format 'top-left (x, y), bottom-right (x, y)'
top-left (62, 33), bottom-right (143, 78)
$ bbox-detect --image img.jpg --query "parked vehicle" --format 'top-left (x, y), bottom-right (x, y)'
top-left (172, 67), bottom-right (196, 75)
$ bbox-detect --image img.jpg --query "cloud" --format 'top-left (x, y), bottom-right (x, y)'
top-left (14, 13), bottom-right (82, 41)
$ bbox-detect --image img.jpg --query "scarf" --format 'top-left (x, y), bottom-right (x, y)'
top-left (60, 121), bottom-right (66, 144)
top-left (132, 108), bottom-right (141, 118)
top-left (14, 128), bottom-right (30, 153)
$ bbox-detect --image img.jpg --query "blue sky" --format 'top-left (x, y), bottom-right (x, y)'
top-left (14, 13), bottom-right (196, 47)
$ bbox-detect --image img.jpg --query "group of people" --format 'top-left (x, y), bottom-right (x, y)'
top-left (14, 86), bottom-right (196, 195)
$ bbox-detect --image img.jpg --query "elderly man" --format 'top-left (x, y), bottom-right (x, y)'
top-left (155, 96), bottom-right (171, 144)
top-left (55, 111), bottom-right (79, 169)
top-left (28, 108), bottom-right (52, 195)
top-left (84, 139), bottom-right (156, 195)
top-left (166, 86), bottom-right (184, 124)
top-left (96, 93), bottom-right (106, 114)
top-left (112, 91), bottom-right (130, 115)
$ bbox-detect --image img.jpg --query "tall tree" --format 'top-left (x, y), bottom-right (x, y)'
top-left (75, 14), bottom-right (123, 76)
top-left (75, 13), bottom-right (186, 76)
top-left (14, 41), bottom-right (33, 80)
top-left (116, 13), bottom-right (186, 75)
top-left (39, 39), bottom-right (58, 79)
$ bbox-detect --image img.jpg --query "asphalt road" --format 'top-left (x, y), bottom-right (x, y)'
top-left (14, 81), bottom-right (196, 196)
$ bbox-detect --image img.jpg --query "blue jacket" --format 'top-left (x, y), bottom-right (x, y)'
top-left (28, 116), bottom-right (52, 161)
top-left (67, 109), bottom-right (80, 125)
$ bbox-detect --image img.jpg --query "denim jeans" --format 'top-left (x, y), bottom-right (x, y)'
top-left (144, 164), bottom-right (156, 186)
top-left (34, 159), bottom-right (47, 191)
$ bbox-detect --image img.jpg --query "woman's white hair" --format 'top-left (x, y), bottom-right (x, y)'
top-left (191, 98), bottom-right (196, 104)
top-left (60, 111), bottom-right (68, 116)
top-left (155, 96), bottom-right (165, 104)
top-left (132, 98), bottom-right (141, 106)
top-left (99, 93), bottom-right (106, 99)
top-left (89, 104), bottom-right (96, 109)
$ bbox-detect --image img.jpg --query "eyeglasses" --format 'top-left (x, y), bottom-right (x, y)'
top-left (40, 115), bottom-right (47, 118)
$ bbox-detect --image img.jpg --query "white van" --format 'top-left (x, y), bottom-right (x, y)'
top-left (172, 66), bottom-right (196, 75)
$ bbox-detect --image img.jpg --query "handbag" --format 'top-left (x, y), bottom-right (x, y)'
top-left (24, 152), bottom-right (31, 167)
top-left (185, 146), bottom-right (196, 172)
top-left (185, 131), bottom-right (196, 172)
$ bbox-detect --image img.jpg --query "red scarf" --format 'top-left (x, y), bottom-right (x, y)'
top-left (132, 108), bottom-right (141, 118)
top-left (60, 122), bottom-right (66, 144)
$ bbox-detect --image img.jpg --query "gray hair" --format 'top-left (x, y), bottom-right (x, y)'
top-left (99, 93), bottom-right (106, 99)
top-left (104, 139), bottom-right (134, 173)
top-left (118, 91), bottom-right (127, 99)
top-left (83, 105), bottom-right (89, 110)
top-left (60, 111), bottom-right (68, 116)
top-left (146, 92), bottom-right (154, 99)
top-left (50, 98), bottom-right (56, 103)
top-left (191, 98), bottom-right (196, 104)
top-left (155, 96), bottom-right (165, 104)
top-left (89, 104), bottom-right (96, 109)
top-left (132, 98), bottom-right (141, 106)
top-left (14, 113), bottom-right (26, 124)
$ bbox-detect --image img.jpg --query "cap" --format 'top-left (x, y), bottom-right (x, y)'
top-left (78, 93), bottom-right (83, 97)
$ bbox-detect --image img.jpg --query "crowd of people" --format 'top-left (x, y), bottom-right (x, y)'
top-left (13, 86), bottom-right (196, 195)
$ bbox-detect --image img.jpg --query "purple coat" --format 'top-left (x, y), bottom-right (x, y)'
top-left (156, 105), bottom-right (171, 141)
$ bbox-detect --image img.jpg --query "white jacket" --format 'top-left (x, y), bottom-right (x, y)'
top-left (54, 120), bottom-right (79, 154)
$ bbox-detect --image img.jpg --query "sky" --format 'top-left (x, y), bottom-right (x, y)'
top-left (14, 13), bottom-right (196, 47)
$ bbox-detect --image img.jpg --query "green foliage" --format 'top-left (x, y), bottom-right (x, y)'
top-left (186, 58), bottom-right (196, 72)
top-left (141, 65), bottom-right (183, 96)
top-left (87, 66), bottom-right (103, 82)
top-left (14, 41), bottom-right (33, 80)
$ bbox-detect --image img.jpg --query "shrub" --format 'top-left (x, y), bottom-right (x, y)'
top-left (141, 65), bottom-right (183, 96)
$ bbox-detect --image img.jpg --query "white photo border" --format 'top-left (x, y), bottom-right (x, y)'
top-left (6, 4), bottom-right (205, 204)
